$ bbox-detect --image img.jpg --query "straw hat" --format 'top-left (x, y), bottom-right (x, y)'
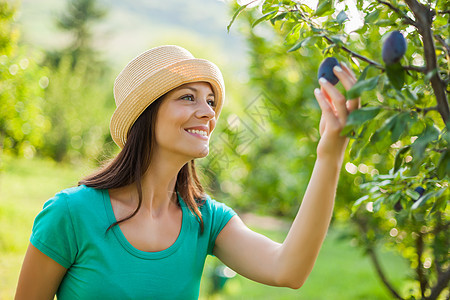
top-left (110, 45), bottom-right (225, 148)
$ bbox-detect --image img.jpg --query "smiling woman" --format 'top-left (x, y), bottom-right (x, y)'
top-left (15, 44), bottom-right (360, 299)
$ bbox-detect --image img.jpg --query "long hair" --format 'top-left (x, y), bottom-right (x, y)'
top-left (79, 95), bottom-right (206, 232)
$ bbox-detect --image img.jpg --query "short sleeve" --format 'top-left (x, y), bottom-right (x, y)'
top-left (206, 197), bottom-right (237, 255)
top-left (30, 192), bottom-right (78, 268)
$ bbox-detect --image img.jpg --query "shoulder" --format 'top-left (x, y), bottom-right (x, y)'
top-left (44, 185), bottom-right (104, 212)
top-left (199, 194), bottom-right (236, 220)
top-left (58, 184), bottom-right (103, 199)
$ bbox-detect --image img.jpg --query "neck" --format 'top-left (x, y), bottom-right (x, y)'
top-left (137, 150), bottom-right (191, 214)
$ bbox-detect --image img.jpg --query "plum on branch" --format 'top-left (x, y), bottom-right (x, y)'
top-left (318, 57), bottom-right (340, 85)
top-left (382, 31), bottom-right (407, 65)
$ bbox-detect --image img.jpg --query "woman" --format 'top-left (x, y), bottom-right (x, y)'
top-left (15, 45), bottom-right (359, 299)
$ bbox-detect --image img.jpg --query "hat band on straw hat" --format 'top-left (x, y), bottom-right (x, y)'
top-left (110, 55), bottom-right (225, 148)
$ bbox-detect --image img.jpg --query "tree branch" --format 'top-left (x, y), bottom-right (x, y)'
top-left (435, 34), bottom-right (450, 57)
top-left (321, 35), bottom-right (384, 69)
top-left (414, 105), bottom-right (439, 114)
top-left (415, 232), bottom-right (427, 298)
top-left (376, 0), bottom-right (417, 26)
top-left (426, 267), bottom-right (450, 300)
top-left (405, 65), bottom-right (427, 73)
top-left (354, 216), bottom-right (404, 299)
top-left (366, 247), bottom-right (404, 299)
top-left (404, 0), bottom-right (450, 123)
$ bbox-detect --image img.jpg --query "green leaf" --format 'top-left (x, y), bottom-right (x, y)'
top-left (314, 0), bottom-right (333, 16)
top-left (353, 195), bottom-right (369, 209)
top-left (390, 112), bottom-right (417, 143)
top-left (375, 19), bottom-right (396, 26)
top-left (262, 1), bottom-right (278, 14)
top-left (404, 87), bottom-right (418, 102)
top-left (411, 124), bottom-right (440, 159)
top-left (347, 107), bottom-right (381, 126)
top-left (387, 192), bottom-right (401, 206)
top-left (349, 129), bottom-right (370, 160)
top-left (347, 76), bottom-right (380, 99)
top-left (342, 107), bottom-right (381, 136)
top-left (359, 64), bottom-right (375, 81)
top-left (252, 10), bottom-right (278, 28)
top-left (270, 12), bottom-right (288, 25)
top-left (385, 62), bottom-right (405, 90)
top-left (370, 113), bottom-right (397, 151)
top-left (437, 150), bottom-right (450, 179)
top-left (311, 26), bottom-right (324, 33)
top-left (406, 189), bottom-right (420, 201)
top-left (373, 197), bottom-right (383, 212)
top-left (288, 36), bottom-right (311, 52)
top-left (394, 146), bottom-right (410, 173)
top-left (429, 188), bottom-right (449, 214)
top-left (364, 10), bottom-right (380, 23)
top-left (411, 188), bottom-right (446, 210)
top-left (336, 11), bottom-right (348, 25)
top-left (227, 4), bottom-right (250, 33)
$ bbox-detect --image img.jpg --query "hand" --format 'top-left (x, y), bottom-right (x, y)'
top-left (314, 63), bottom-right (360, 162)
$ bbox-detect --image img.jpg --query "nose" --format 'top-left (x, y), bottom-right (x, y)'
top-left (196, 100), bottom-right (216, 120)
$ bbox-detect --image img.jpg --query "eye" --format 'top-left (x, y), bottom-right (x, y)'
top-left (207, 99), bottom-right (216, 107)
top-left (181, 94), bottom-right (194, 101)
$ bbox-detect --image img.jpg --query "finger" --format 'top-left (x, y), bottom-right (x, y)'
top-left (314, 88), bottom-right (336, 120)
top-left (333, 65), bottom-right (355, 91)
top-left (319, 77), bottom-right (348, 122)
top-left (336, 63), bottom-right (360, 111)
top-left (347, 95), bottom-right (360, 112)
top-left (340, 62), bottom-right (357, 82)
top-left (321, 88), bottom-right (337, 112)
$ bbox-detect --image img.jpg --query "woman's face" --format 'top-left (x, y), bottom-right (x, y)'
top-left (154, 81), bottom-right (217, 161)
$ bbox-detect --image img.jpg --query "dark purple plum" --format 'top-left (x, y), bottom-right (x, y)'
top-left (414, 187), bottom-right (425, 197)
top-left (382, 31), bottom-right (407, 65)
top-left (318, 57), bottom-right (340, 85)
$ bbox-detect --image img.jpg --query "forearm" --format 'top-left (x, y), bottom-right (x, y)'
top-left (277, 155), bottom-right (342, 288)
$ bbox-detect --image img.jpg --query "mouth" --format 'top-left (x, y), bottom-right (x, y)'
top-left (184, 126), bottom-right (209, 140)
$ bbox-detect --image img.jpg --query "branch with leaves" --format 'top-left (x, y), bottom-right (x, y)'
top-left (227, 1), bottom-right (449, 299)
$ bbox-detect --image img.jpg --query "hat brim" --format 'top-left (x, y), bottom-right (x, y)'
top-left (110, 58), bottom-right (225, 148)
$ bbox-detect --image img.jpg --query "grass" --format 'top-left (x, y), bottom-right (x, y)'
top-left (0, 155), bottom-right (409, 299)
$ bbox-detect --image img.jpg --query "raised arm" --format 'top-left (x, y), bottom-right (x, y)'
top-left (15, 243), bottom-right (67, 300)
top-left (213, 63), bottom-right (360, 288)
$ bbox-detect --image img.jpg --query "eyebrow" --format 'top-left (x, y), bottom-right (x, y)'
top-left (176, 86), bottom-right (215, 97)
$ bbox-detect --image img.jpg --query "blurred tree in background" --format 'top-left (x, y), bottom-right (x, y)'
top-left (40, 0), bottom-right (114, 162)
top-left (223, 0), bottom-right (449, 299)
top-left (0, 1), bottom-right (49, 159)
top-left (1, 0), bottom-right (114, 163)
top-left (45, 0), bottom-right (107, 67)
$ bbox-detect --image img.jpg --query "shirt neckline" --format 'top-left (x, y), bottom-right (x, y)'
top-left (102, 189), bottom-right (188, 260)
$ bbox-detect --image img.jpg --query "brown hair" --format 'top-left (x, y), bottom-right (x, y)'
top-left (79, 95), bottom-right (206, 232)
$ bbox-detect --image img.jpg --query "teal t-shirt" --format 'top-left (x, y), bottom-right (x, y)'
top-left (30, 185), bottom-right (236, 299)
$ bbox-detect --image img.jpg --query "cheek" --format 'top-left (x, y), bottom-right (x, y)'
top-left (210, 119), bottom-right (217, 133)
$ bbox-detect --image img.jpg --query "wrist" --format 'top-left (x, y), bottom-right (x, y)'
top-left (315, 153), bottom-right (344, 170)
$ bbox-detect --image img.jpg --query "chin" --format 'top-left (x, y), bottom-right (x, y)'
top-left (197, 149), bottom-right (210, 158)
top-left (194, 145), bottom-right (210, 158)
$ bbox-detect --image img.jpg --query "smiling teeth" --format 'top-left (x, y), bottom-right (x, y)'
top-left (187, 129), bottom-right (208, 137)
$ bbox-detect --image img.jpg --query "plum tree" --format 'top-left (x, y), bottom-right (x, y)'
top-left (227, 0), bottom-right (449, 299)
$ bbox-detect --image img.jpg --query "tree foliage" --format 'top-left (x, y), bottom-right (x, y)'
top-left (1, 0), bottom-right (114, 163)
top-left (225, 0), bottom-right (449, 298)
top-left (41, 0), bottom-right (114, 162)
top-left (0, 1), bottom-right (48, 158)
